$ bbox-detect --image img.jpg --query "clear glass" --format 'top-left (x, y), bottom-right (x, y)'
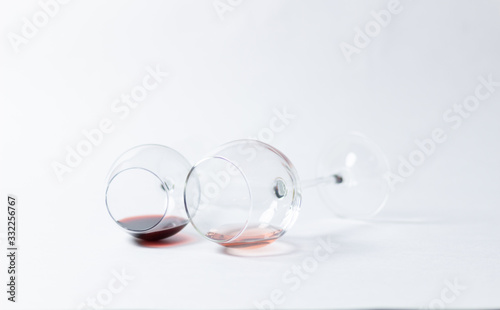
top-left (184, 135), bottom-right (389, 248)
top-left (314, 133), bottom-right (390, 219)
top-left (105, 144), bottom-right (194, 241)
top-left (184, 140), bottom-right (302, 249)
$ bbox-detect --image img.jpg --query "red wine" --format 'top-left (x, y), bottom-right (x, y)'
top-left (207, 225), bottom-right (283, 249)
top-left (117, 215), bottom-right (188, 241)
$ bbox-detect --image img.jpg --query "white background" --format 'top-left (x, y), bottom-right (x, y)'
top-left (1, 0), bottom-right (499, 309)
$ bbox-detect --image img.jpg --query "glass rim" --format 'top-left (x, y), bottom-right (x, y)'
top-left (184, 155), bottom-right (253, 244)
top-left (105, 166), bottom-right (170, 232)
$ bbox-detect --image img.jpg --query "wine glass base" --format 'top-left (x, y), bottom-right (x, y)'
top-left (316, 133), bottom-right (390, 219)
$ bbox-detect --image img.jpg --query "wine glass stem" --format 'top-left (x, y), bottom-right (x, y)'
top-left (302, 174), bottom-right (343, 189)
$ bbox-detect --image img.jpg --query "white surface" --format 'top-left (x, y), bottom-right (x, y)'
top-left (1, 0), bottom-right (500, 309)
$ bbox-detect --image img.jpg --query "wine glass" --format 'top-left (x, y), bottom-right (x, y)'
top-left (184, 135), bottom-right (389, 248)
top-left (105, 144), bottom-right (196, 241)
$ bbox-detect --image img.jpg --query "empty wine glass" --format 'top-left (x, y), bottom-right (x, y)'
top-left (105, 144), bottom-right (195, 241)
top-left (184, 135), bottom-right (389, 248)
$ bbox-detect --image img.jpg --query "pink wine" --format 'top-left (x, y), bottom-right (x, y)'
top-left (207, 225), bottom-right (283, 249)
top-left (117, 215), bottom-right (188, 241)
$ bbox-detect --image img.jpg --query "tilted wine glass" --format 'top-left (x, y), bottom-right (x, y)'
top-left (184, 135), bottom-right (389, 248)
top-left (105, 144), bottom-right (197, 241)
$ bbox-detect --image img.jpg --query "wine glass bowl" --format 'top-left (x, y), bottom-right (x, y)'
top-left (184, 140), bottom-right (302, 248)
top-left (105, 144), bottom-right (192, 241)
